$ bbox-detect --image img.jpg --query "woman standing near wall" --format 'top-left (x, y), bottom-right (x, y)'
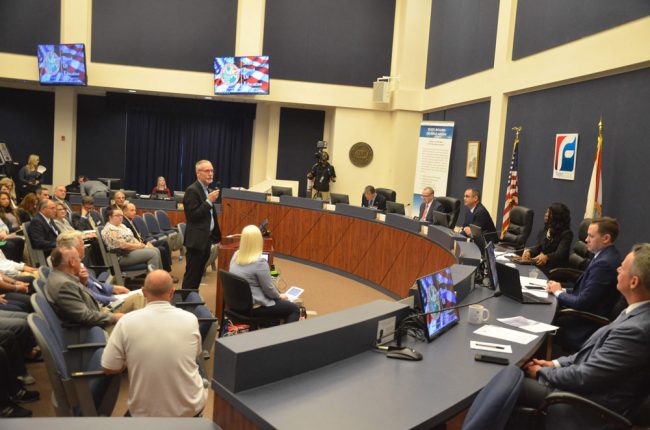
top-left (17, 154), bottom-right (43, 199)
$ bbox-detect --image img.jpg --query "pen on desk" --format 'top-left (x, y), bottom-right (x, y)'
top-left (475, 343), bottom-right (505, 350)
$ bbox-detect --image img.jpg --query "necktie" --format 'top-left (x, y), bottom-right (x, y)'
top-left (88, 214), bottom-right (96, 229)
top-left (422, 202), bottom-right (431, 220)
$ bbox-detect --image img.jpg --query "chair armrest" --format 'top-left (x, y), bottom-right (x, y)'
top-left (175, 301), bottom-right (206, 307)
top-left (197, 317), bottom-right (219, 323)
top-left (548, 268), bottom-right (583, 283)
top-left (67, 342), bottom-right (106, 350)
top-left (85, 265), bottom-right (110, 272)
top-left (71, 370), bottom-right (108, 379)
top-left (557, 308), bottom-right (611, 326)
top-left (539, 391), bottom-right (631, 428)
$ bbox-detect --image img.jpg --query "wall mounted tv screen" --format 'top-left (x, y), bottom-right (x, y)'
top-left (214, 56), bottom-right (269, 95)
top-left (37, 44), bottom-right (87, 86)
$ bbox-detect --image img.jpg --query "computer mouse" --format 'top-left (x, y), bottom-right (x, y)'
top-left (386, 347), bottom-right (423, 361)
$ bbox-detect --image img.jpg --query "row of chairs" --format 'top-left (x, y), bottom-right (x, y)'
top-left (29, 268), bottom-right (219, 416)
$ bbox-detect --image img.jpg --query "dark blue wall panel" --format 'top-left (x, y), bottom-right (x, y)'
top-left (425, 0), bottom-right (499, 88)
top-left (0, 0), bottom-right (60, 55)
top-left (498, 67), bottom-right (650, 253)
top-left (424, 101), bottom-right (490, 226)
top-left (276, 108), bottom-right (325, 197)
top-left (92, 0), bottom-right (237, 72)
top-left (264, 0), bottom-right (395, 87)
top-left (0, 87), bottom-right (54, 184)
top-left (513, 0), bottom-right (650, 60)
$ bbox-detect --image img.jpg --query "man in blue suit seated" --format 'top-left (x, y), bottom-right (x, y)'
top-left (361, 185), bottom-right (387, 211)
top-left (519, 243), bottom-right (650, 428)
top-left (546, 217), bottom-right (622, 352)
top-left (460, 187), bottom-right (497, 241)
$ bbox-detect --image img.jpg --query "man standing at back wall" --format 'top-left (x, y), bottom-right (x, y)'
top-left (182, 160), bottom-right (221, 290)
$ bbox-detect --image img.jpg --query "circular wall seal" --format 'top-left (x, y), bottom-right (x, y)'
top-left (349, 142), bottom-right (373, 167)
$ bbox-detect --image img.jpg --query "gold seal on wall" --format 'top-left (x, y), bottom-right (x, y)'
top-left (349, 142), bottom-right (373, 167)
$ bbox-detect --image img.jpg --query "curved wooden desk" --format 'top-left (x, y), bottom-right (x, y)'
top-left (220, 194), bottom-right (457, 299)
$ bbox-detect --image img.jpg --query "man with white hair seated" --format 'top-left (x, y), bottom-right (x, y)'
top-left (102, 270), bottom-right (207, 417)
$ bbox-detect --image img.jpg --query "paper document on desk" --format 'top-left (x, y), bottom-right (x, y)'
top-left (114, 289), bottom-right (142, 300)
top-left (521, 287), bottom-right (550, 299)
top-left (520, 276), bottom-right (548, 289)
top-left (498, 316), bottom-right (559, 333)
top-left (474, 324), bottom-right (539, 344)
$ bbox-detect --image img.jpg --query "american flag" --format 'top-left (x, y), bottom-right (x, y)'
top-left (501, 129), bottom-right (521, 239)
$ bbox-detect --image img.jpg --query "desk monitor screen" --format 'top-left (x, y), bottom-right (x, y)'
top-left (271, 186), bottom-right (292, 197)
top-left (386, 201), bottom-right (405, 215)
top-left (469, 224), bottom-right (486, 255)
top-left (431, 210), bottom-right (450, 227)
top-left (484, 241), bottom-right (500, 291)
top-left (416, 267), bottom-right (459, 342)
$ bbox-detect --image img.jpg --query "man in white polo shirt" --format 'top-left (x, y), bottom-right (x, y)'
top-left (101, 270), bottom-right (206, 417)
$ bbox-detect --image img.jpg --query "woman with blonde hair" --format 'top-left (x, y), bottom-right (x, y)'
top-left (151, 176), bottom-right (171, 198)
top-left (0, 177), bottom-right (18, 208)
top-left (18, 154), bottom-right (43, 199)
top-left (53, 202), bottom-right (75, 232)
top-left (228, 225), bottom-right (300, 323)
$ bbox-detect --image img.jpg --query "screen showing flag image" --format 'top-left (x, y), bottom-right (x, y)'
top-left (37, 44), bottom-right (87, 86)
top-left (214, 56), bottom-right (269, 95)
top-left (416, 267), bottom-right (459, 342)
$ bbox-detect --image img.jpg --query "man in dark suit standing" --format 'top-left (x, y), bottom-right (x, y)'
top-left (361, 185), bottom-right (387, 211)
top-left (546, 217), bottom-right (622, 351)
top-left (461, 188), bottom-right (496, 241)
top-left (418, 187), bottom-right (443, 224)
top-left (182, 160), bottom-right (221, 290)
top-left (519, 243), bottom-right (650, 429)
top-left (27, 199), bottom-right (59, 257)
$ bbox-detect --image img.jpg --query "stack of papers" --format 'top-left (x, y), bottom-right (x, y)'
top-left (497, 316), bottom-right (559, 333)
top-left (473, 324), bottom-right (539, 344)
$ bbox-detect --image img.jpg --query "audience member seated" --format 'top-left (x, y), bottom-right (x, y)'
top-left (518, 243), bottom-right (650, 428)
top-left (71, 196), bottom-right (103, 231)
top-left (110, 191), bottom-right (128, 213)
top-left (45, 247), bottom-right (123, 328)
top-left (0, 332), bottom-right (40, 417)
top-left (56, 231), bottom-right (143, 312)
top-left (361, 185), bottom-right (387, 211)
top-left (0, 217), bottom-right (24, 263)
top-left (122, 203), bottom-right (176, 282)
top-left (101, 208), bottom-right (162, 272)
top-left (418, 186), bottom-right (444, 224)
top-left (102, 270), bottom-right (207, 417)
top-left (546, 217), bottom-right (622, 352)
top-left (229, 225), bottom-right (300, 323)
top-left (0, 248), bottom-right (37, 281)
top-left (151, 176), bottom-right (172, 199)
top-left (0, 192), bottom-right (22, 232)
top-left (516, 202), bottom-right (573, 274)
top-left (0, 177), bottom-right (19, 209)
top-left (79, 176), bottom-right (110, 198)
top-left (52, 185), bottom-right (73, 218)
top-left (0, 274), bottom-right (32, 312)
top-left (460, 187), bottom-right (497, 241)
top-left (34, 186), bottom-right (49, 202)
top-left (16, 193), bottom-right (37, 224)
top-left (53, 202), bottom-right (75, 233)
top-left (17, 154), bottom-right (42, 199)
top-left (26, 199), bottom-right (59, 258)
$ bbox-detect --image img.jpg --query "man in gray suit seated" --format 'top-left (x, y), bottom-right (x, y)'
top-left (45, 247), bottom-right (124, 329)
top-left (518, 243), bottom-right (650, 428)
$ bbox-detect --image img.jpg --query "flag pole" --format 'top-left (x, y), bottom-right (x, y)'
top-left (500, 126), bottom-right (522, 239)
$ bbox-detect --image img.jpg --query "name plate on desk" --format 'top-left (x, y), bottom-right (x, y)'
top-left (267, 195), bottom-right (280, 203)
top-left (420, 225), bottom-right (429, 235)
top-left (323, 203), bottom-right (336, 211)
top-left (376, 213), bottom-right (386, 222)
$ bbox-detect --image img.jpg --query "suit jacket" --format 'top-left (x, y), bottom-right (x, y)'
top-left (361, 193), bottom-right (387, 211)
top-left (528, 228), bottom-right (574, 270)
top-left (418, 199), bottom-right (444, 224)
top-left (85, 272), bottom-right (116, 307)
top-left (27, 213), bottom-right (59, 256)
top-left (71, 211), bottom-right (103, 231)
top-left (183, 181), bottom-right (221, 250)
top-left (539, 301), bottom-right (650, 422)
top-left (45, 269), bottom-right (116, 327)
top-left (462, 202), bottom-right (497, 233)
top-left (80, 180), bottom-right (110, 198)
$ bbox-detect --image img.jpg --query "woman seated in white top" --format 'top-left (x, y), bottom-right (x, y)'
top-left (100, 207), bottom-right (162, 271)
top-left (228, 225), bottom-right (300, 323)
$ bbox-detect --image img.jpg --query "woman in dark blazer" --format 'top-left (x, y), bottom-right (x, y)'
top-left (519, 202), bottom-right (573, 274)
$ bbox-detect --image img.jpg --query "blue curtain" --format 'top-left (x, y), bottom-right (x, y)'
top-left (122, 94), bottom-right (255, 193)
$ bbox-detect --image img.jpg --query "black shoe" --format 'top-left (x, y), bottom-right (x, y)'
top-left (0, 402), bottom-right (33, 417)
top-left (10, 387), bottom-right (40, 403)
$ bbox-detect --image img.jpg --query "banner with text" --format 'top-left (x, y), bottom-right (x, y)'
top-left (412, 121), bottom-right (455, 215)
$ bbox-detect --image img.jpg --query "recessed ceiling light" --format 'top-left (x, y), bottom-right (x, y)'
top-left (128, 90), bottom-right (137, 93)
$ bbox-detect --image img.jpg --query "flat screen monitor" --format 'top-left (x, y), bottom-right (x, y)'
top-left (484, 241), bottom-right (500, 291)
top-left (37, 44), bottom-right (87, 86)
top-left (431, 210), bottom-right (450, 227)
top-left (329, 193), bottom-right (349, 205)
top-left (214, 56), bottom-right (269, 95)
top-left (271, 186), bottom-right (292, 197)
top-left (416, 267), bottom-right (459, 342)
top-left (469, 224), bottom-right (487, 255)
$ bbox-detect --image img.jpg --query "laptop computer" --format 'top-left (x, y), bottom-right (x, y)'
top-left (495, 262), bottom-right (553, 304)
